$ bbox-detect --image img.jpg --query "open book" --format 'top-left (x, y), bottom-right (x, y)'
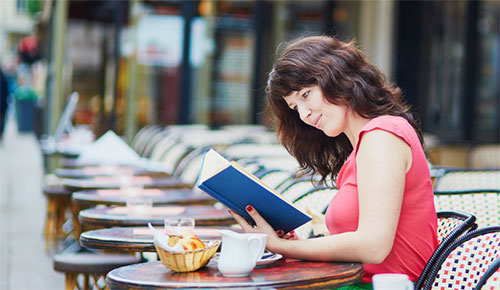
top-left (197, 148), bottom-right (311, 234)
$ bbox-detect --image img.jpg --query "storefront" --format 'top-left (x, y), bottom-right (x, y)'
top-left (38, 0), bottom-right (498, 143)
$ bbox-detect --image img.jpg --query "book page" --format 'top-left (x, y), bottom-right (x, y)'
top-left (199, 148), bottom-right (230, 183)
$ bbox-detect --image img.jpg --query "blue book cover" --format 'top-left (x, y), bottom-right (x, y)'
top-left (197, 149), bottom-right (311, 234)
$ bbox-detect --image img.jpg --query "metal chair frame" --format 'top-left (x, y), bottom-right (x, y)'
top-left (423, 226), bottom-right (500, 290)
top-left (415, 210), bottom-right (477, 289)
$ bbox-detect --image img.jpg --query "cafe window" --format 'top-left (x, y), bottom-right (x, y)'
top-left (422, 1), bottom-right (468, 140)
top-left (208, 1), bottom-right (256, 126)
top-left (396, 0), bottom-right (499, 143)
top-left (472, 0), bottom-right (499, 142)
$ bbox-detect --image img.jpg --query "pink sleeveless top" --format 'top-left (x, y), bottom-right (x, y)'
top-left (324, 116), bottom-right (437, 283)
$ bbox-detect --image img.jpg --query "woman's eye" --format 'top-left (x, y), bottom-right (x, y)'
top-left (302, 91), bottom-right (309, 98)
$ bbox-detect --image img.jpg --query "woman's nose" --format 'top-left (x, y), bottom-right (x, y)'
top-left (298, 106), bottom-right (311, 121)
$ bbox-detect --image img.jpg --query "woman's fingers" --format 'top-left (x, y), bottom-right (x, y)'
top-left (229, 205), bottom-right (281, 238)
top-left (227, 209), bottom-right (255, 232)
top-left (245, 205), bottom-right (266, 225)
top-left (245, 205), bottom-right (278, 235)
top-left (282, 230), bottom-right (298, 240)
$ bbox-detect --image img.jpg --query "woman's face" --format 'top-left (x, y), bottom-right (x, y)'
top-left (283, 85), bottom-right (348, 137)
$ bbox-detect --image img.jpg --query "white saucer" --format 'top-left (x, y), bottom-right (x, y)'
top-left (256, 253), bottom-right (283, 267)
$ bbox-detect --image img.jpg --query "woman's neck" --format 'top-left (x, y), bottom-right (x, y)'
top-left (344, 112), bottom-right (371, 147)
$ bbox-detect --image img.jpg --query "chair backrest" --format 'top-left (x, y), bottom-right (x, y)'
top-left (434, 191), bottom-right (500, 227)
top-left (434, 169), bottom-right (500, 192)
top-left (415, 211), bottom-right (477, 289)
top-left (257, 169), bottom-right (295, 190)
top-left (424, 226), bottom-right (500, 290)
top-left (293, 186), bottom-right (338, 239)
top-left (131, 125), bottom-right (163, 156)
top-left (436, 211), bottom-right (478, 243)
top-left (159, 142), bottom-right (195, 175)
top-left (279, 179), bottom-right (320, 203)
top-left (177, 153), bottom-right (206, 185)
top-left (474, 256), bottom-right (500, 290)
top-left (140, 129), bottom-right (170, 158)
top-left (236, 158), bottom-right (266, 176)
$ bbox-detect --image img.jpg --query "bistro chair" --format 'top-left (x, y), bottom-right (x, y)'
top-left (140, 129), bottom-right (171, 158)
top-left (474, 256), bottom-right (500, 290)
top-left (423, 226), bottom-right (500, 290)
top-left (434, 169), bottom-right (500, 192)
top-left (129, 124), bottom-right (158, 152)
top-left (434, 190), bottom-right (500, 227)
top-left (279, 178), bottom-right (321, 204)
top-left (293, 186), bottom-right (338, 239)
top-left (257, 169), bottom-right (296, 190)
top-left (148, 132), bottom-right (183, 164)
top-left (415, 211), bottom-right (477, 289)
top-left (53, 243), bottom-right (143, 290)
top-left (130, 125), bottom-right (163, 156)
top-left (236, 157), bottom-right (266, 176)
top-left (158, 142), bottom-right (196, 175)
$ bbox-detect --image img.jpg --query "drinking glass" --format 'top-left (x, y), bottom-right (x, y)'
top-left (164, 217), bottom-right (195, 235)
top-left (126, 196), bottom-right (152, 215)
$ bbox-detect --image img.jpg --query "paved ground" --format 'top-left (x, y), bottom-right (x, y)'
top-left (0, 110), bottom-right (65, 289)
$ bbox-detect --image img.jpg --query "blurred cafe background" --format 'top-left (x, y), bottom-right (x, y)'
top-left (0, 0), bottom-right (498, 288)
top-left (0, 0), bottom-right (498, 152)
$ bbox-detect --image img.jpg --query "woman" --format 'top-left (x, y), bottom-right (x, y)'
top-left (229, 36), bottom-right (438, 289)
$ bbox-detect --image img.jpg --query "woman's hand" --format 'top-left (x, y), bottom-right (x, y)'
top-left (228, 205), bottom-right (285, 252)
top-left (281, 230), bottom-right (299, 240)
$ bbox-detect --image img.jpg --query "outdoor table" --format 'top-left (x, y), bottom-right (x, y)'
top-left (55, 165), bottom-right (169, 179)
top-left (62, 176), bottom-right (191, 191)
top-left (80, 226), bottom-right (241, 253)
top-left (78, 205), bottom-right (235, 228)
top-left (106, 259), bottom-right (364, 289)
top-left (72, 188), bottom-right (215, 208)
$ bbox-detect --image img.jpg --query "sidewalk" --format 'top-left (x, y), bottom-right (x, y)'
top-left (0, 110), bottom-right (64, 289)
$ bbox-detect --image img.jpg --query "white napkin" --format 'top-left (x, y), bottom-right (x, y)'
top-left (148, 223), bottom-right (184, 252)
top-left (76, 130), bottom-right (142, 166)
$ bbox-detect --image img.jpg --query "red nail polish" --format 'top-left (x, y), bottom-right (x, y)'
top-left (278, 230), bottom-right (284, 236)
top-left (290, 230), bottom-right (295, 234)
top-left (227, 209), bottom-right (231, 214)
top-left (246, 205), bottom-right (253, 212)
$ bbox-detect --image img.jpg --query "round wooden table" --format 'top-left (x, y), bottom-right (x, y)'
top-left (72, 188), bottom-right (215, 208)
top-left (78, 205), bottom-right (235, 228)
top-left (80, 226), bottom-right (241, 253)
top-left (62, 176), bottom-right (191, 191)
top-left (106, 259), bottom-right (363, 289)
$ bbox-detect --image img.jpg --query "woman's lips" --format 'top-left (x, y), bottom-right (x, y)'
top-left (313, 115), bottom-right (322, 128)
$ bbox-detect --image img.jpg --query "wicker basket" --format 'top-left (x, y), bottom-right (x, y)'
top-left (154, 236), bottom-right (221, 272)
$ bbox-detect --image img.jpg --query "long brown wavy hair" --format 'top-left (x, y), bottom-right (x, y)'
top-left (266, 36), bottom-right (423, 184)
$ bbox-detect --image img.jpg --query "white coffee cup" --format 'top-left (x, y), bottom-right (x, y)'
top-left (217, 230), bottom-right (267, 277)
top-left (373, 273), bottom-right (413, 290)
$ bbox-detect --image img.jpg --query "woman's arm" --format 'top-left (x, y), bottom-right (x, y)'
top-left (230, 129), bottom-right (412, 264)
